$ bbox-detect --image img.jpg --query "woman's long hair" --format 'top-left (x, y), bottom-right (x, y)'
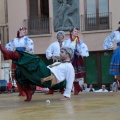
top-left (16, 27), bottom-right (27, 38)
top-left (69, 27), bottom-right (80, 43)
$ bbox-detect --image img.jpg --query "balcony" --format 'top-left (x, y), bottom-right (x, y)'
top-left (81, 12), bottom-right (112, 32)
top-left (24, 17), bottom-right (52, 35)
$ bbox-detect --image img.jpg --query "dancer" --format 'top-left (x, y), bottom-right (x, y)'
top-left (103, 21), bottom-right (120, 84)
top-left (63, 27), bottom-right (89, 95)
top-left (5, 27), bottom-right (34, 96)
top-left (46, 31), bottom-right (65, 94)
top-left (0, 43), bottom-right (74, 101)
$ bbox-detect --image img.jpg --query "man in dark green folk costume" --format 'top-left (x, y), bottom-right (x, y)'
top-left (0, 41), bottom-right (75, 101)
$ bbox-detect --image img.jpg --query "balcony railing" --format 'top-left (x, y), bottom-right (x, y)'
top-left (24, 17), bottom-right (52, 35)
top-left (81, 12), bottom-right (112, 32)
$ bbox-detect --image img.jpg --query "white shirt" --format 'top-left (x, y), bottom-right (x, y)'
top-left (47, 62), bottom-right (75, 97)
top-left (63, 39), bottom-right (89, 57)
top-left (5, 36), bottom-right (34, 54)
top-left (88, 88), bottom-right (95, 92)
top-left (95, 89), bottom-right (108, 92)
top-left (82, 88), bottom-right (90, 92)
top-left (103, 31), bottom-right (120, 50)
top-left (46, 41), bottom-right (65, 59)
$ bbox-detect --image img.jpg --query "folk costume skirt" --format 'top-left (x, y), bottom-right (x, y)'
top-left (109, 47), bottom-right (120, 75)
top-left (72, 55), bottom-right (86, 79)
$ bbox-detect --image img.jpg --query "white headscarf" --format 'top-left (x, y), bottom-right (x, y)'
top-left (56, 31), bottom-right (65, 38)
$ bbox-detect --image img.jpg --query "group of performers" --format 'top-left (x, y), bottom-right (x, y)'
top-left (0, 27), bottom-right (89, 101)
top-left (0, 42), bottom-right (74, 101)
top-left (46, 28), bottom-right (89, 95)
top-left (1, 22), bottom-right (120, 102)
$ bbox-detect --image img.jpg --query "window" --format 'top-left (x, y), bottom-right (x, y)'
top-left (29, 0), bottom-right (38, 18)
top-left (24, 0), bottom-right (51, 35)
top-left (81, 0), bottom-right (111, 31)
top-left (28, 0), bottom-right (49, 18)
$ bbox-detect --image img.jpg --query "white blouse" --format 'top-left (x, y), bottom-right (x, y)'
top-left (63, 39), bottom-right (89, 57)
top-left (5, 36), bottom-right (34, 54)
top-left (103, 31), bottom-right (120, 50)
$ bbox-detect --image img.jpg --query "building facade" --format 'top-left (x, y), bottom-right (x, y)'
top-left (0, 0), bottom-right (120, 87)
